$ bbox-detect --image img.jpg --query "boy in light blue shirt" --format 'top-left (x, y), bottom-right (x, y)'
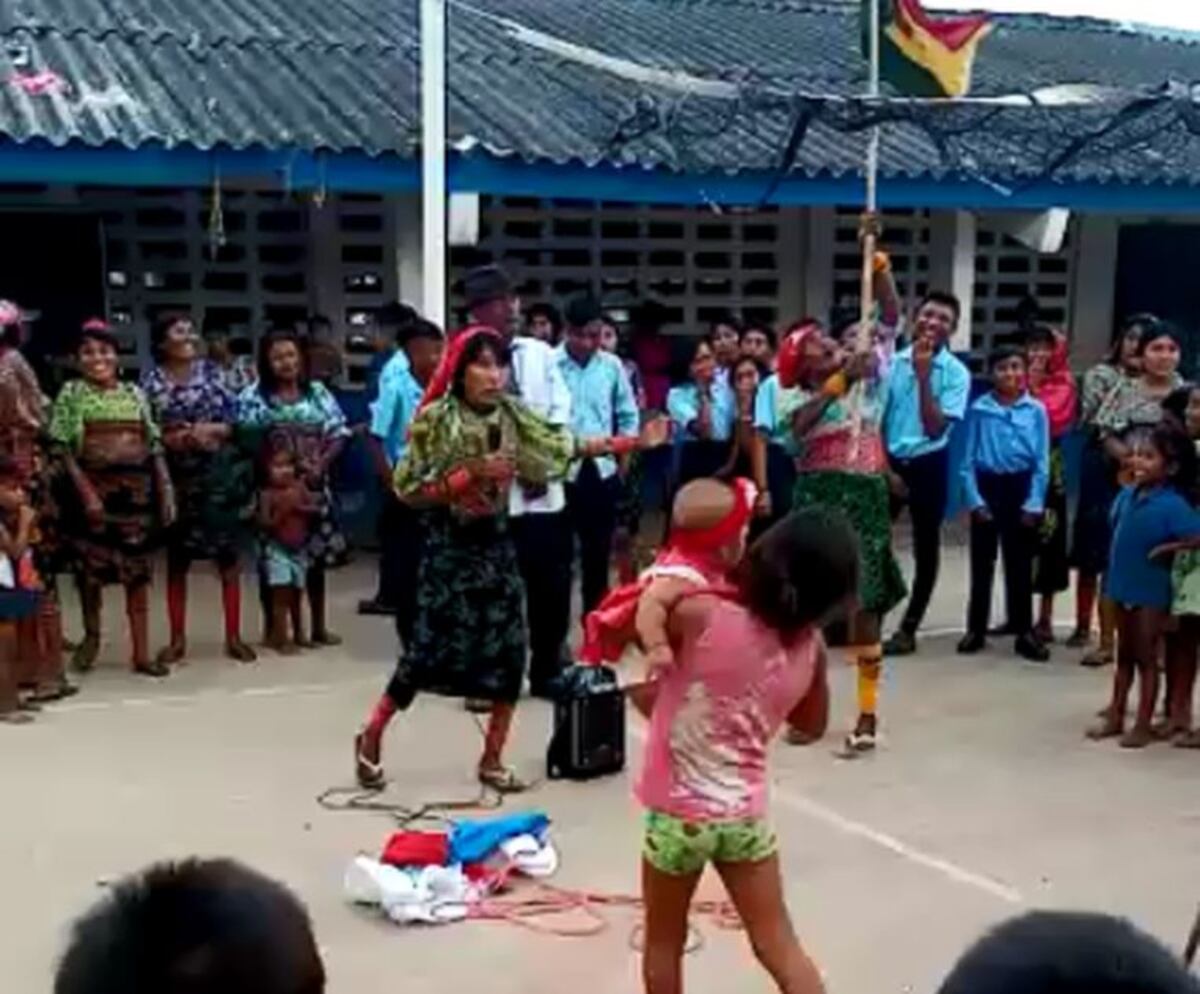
top-left (958, 346), bottom-right (1050, 662)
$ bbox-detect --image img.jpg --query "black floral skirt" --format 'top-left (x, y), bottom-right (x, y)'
top-left (398, 510), bottom-right (526, 703)
top-left (1034, 444), bottom-right (1070, 595)
top-left (166, 447), bottom-right (254, 565)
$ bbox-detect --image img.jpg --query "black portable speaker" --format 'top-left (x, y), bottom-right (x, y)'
top-left (546, 665), bottom-right (626, 781)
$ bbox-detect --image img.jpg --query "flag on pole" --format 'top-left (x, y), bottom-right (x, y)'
top-left (863, 0), bottom-right (992, 98)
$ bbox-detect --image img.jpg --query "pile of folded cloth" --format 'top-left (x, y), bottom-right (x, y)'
top-left (345, 810), bottom-right (558, 926)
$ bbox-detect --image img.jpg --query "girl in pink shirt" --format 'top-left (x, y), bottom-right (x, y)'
top-left (638, 508), bottom-right (858, 994)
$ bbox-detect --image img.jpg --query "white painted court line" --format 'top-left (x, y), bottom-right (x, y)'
top-left (51, 678), bottom-right (375, 714)
top-left (628, 723), bottom-right (1023, 906)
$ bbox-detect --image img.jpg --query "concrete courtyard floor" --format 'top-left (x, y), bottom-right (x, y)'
top-left (4, 546), bottom-right (1200, 993)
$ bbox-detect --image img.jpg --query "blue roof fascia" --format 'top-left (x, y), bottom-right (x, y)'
top-left (0, 141), bottom-right (419, 191)
top-left (450, 154), bottom-right (1200, 214)
top-left (2, 142), bottom-right (1200, 215)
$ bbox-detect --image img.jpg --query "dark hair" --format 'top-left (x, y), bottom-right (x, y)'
top-left (829, 306), bottom-right (860, 341)
top-left (732, 354), bottom-right (767, 383)
top-left (988, 344), bottom-right (1027, 370)
top-left (936, 911), bottom-right (1200, 994)
top-left (151, 311), bottom-right (193, 362)
top-left (741, 324), bottom-right (776, 349)
top-left (1108, 313), bottom-right (1159, 366)
top-left (739, 509), bottom-right (859, 640)
top-left (1162, 384), bottom-right (1195, 432)
top-left (670, 336), bottom-right (714, 386)
top-left (76, 322), bottom-right (120, 355)
top-left (399, 318), bottom-right (444, 351)
top-left (1137, 319), bottom-right (1185, 357)
top-left (527, 302), bottom-right (563, 335)
top-left (918, 290), bottom-right (962, 325)
top-left (1023, 324), bottom-right (1057, 350)
top-left (1125, 422), bottom-right (1197, 496)
top-left (708, 314), bottom-right (742, 339)
top-left (376, 302), bottom-right (418, 342)
top-left (451, 333), bottom-right (511, 399)
top-left (54, 858), bottom-right (325, 994)
top-left (257, 327), bottom-right (310, 398)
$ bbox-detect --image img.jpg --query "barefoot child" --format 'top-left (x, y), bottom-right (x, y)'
top-left (0, 468), bottom-right (43, 723)
top-left (638, 508), bottom-right (857, 994)
top-left (1089, 423), bottom-right (1200, 748)
top-left (1158, 385), bottom-right (1200, 747)
top-left (259, 447), bottom-right (320, 655)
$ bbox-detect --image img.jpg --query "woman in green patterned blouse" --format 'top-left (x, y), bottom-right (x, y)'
top-left (49, 321), bottom-right (175, 677)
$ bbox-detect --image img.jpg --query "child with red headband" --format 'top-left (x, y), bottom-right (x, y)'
top-left (581, 477), bottom-right (756, 708)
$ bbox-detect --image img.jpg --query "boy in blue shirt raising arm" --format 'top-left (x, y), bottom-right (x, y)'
top-left (958, 346), bottom-right (1051, 662)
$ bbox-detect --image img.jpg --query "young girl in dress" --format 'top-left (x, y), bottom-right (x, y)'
top-left (1089, 423), bottom-right (1200, 748)
top-left (638, 508), bottom-right (856, 994)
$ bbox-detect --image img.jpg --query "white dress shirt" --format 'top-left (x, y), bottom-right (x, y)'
top-left (508, 336), bottom-right (572, 516)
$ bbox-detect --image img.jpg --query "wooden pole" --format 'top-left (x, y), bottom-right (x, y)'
top-left (420, 0), bottom-right (448, 327)
top-left (849, 0), bottom-right (881, 458)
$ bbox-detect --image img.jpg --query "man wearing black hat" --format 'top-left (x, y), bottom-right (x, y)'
top-left (462, 265), bottom-right (574, 698)
top-left (557, 296), bottom-right (639, 614)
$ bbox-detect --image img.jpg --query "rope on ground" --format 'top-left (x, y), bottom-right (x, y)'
top-left (316, 785), bottom-right (503, 828)
top-left (471, 882), bottom-right (741, 954)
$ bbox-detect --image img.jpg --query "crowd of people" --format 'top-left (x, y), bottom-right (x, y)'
top-left (8, 255), bottom-right (1200, 994)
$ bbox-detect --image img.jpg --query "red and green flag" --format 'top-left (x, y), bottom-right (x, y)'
top-left (863, 0), bottom-right (992, 98)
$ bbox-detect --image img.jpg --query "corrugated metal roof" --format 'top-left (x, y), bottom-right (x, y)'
top-left (1, 0), bottom-right (1199, 185)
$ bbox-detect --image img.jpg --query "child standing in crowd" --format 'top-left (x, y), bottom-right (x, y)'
top-left (638, 508), bottom-right (856, 994)
top-left (1090, 424), bottom-right (1200, 748)
top-left (1024, 326), bottom-right (1077, 644)
top-left (1157, 385), bottom-right (1200, 747)
top-left (957, 347), bottom-right (1051, 662)
top-left (259, 446), bottom-right (320, 655)
top-left (0, 465), bottom-right (40, 723)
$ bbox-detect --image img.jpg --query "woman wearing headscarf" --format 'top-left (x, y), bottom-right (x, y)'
top-left (1069, 315), bottom-right (1150, 664)
top-left (354, 327), bottom-right (667, 792)
top-left (50, 320), bottom-right (175, 676)
top-left (778, 320), bottom-right (906, 756)
top-left (140, 312), bottom-right (255, 666)
top-left (1024, 326), bottom-right (1078, 644)
top-left (237, 327), bottom-right (350, 648)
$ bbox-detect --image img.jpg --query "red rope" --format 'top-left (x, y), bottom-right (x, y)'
top-left (469, 882), bottom-right (742, 946)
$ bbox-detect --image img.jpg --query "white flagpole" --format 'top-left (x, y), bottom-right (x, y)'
top-left (420, 0), bottom-right (448, 328)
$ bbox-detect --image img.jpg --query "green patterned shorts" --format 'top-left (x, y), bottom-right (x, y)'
top-left (643, 811), bottom-right (778, 876)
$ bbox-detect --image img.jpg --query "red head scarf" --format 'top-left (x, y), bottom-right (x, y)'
top-left (418, 325), bottom-right (503, 413)
top-left (669, 478), bottom-right (757, 557)
top-left (777, 321), bottom-right (823, 389)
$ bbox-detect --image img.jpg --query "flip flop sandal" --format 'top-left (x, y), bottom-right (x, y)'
top-left (224, 640), bottom-right (257, 663)
top-left (0, 711), bottom-right (34, 724)
top-left (1174, 731), bottom-right (1200, 750)
top-left (836, 731), bottom-right (876, 759)
top-left (354, 732), bottom-right (386, 791)
top-left (17, 698), bottom-right (43, 713)
top-left (312, 631), bottom-right (343, 647)
top-left (26, 682), bottom-right (79, 704)
top-left (478, 765), bottom-right (529, 794)
top-left (785, 727), bottom-right (821, 746)
top-left (133, 662), bottom-right (170, 679)
top-left (155, 642), bottom-right (186, 666)
top-left (1080, 648), bottom-right (1114, 668)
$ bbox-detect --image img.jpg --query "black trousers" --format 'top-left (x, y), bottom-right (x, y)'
top-left (890, 447), bottom-right (950, 634)
top-left (384, 498), bottom-right (424, 648)
top-left (967, 471), bottom-right (1035, 637)
top-left (511, 510), bottom-right (572, 691)
top-left (566, 460), bottom-right (620, 615)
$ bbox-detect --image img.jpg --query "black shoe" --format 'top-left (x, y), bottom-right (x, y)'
top-left (357, 599), bottom-right (397, 616)
top-left (1015, 633), bottom-right (1051, 663)
top-left (882, 630), bottom-right (916, 657)
top-left (957, 632), bottom-right (986, 654)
